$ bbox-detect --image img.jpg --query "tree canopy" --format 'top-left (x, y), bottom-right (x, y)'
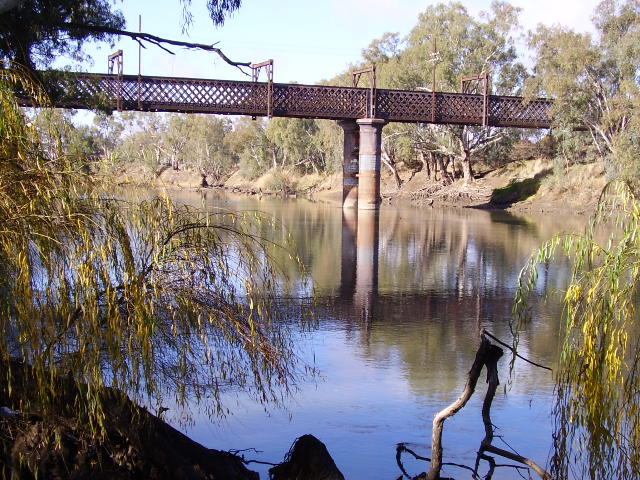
top-left (0, 0), bottom-right (242, 69)
top-left (343, 1), bottom-right (527, 185)
top-left (526, 0), bottom-right (640, 177)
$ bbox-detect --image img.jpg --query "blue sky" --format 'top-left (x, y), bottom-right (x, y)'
top-left (82, 0), bottom-right (600, 85)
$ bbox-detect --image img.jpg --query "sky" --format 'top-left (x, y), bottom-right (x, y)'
top-left (80, 0), bottom-right (601, 85)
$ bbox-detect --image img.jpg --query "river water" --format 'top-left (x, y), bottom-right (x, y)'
top-left (169, 191), bottom-right (584, 480)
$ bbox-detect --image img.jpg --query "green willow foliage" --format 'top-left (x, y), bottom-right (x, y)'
top-left (0, 63), bottom-right (305, 433)
top-left (513, 181), bottom-right (640, 479)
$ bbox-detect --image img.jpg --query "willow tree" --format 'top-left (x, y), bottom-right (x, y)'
top-left (513, 2), bottom-right (640, 476)
top-left (513, 181), bottom-right (640, 478)
top-left (0, 61), bottom-right (305, 441)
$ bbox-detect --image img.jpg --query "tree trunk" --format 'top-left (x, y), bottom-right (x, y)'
top-left (382, 150), bottom-right (402, 189)
top-left (418, 150), bottom-right (431, 179)
top-left (426, 336), bottom-right (492, 480)
top-left (436, 155), bottom-right (452, 183)
top-left (461, 149), bottom-right (473, 184)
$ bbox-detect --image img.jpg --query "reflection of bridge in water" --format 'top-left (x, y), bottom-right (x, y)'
top-left (25, 70), bottom-right (553, 210)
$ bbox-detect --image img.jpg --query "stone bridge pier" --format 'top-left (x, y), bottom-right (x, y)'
top-left (338, 118), bottom-right (387, 210)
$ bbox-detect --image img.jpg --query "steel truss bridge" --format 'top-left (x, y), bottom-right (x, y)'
top-left (29, 72), bottom-right (553, 129)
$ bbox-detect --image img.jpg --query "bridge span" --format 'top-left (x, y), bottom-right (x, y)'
top-left (23, 71), bottom-right (553, 210)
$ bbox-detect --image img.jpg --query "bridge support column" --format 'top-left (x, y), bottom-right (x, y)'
top-left (356, 118), bottom-right (386, 210)
top-left (338, 120), bottom-right (359, 209)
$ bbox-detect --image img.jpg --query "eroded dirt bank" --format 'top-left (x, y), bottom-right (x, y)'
top-left (132, 158), bottom-right (607, 216)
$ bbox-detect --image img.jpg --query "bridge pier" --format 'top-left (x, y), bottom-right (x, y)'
top-left (356, 118), bottom-right (386, 210)
top-left (338, 120), bottom-right (359, 209)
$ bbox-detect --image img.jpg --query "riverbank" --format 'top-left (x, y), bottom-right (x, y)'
top-left (0, 364), bottom-right (346, 480)
top-left (0, 362), bottom-right (260, 480)
top-left (310, 158), bottom-right (606, 215)
top-left (119, 158), bottom-right (607, 215)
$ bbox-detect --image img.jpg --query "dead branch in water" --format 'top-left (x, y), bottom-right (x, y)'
top-left (422, 335), bottom-right (502, 480)
top-left (472, 333), bottom-right (550, 480)
top-left (482, 329), bottom-right (552, 372)
top-left (407, 333), bottom-right (553, 480)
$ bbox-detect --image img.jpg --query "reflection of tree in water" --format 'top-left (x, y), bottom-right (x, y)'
top-left (302, 206), bottom-right (570, 400)
top-left (175, 191), bottom-right (580, 477)
top-left (377, 207), bottom-right (543, 296)
top-left (181, 192), bottom-right (574, 395)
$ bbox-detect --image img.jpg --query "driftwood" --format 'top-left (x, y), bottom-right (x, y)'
top-left (475, 334), bottom-right (552, 480)
top-left (409, 333), bottom-right (552, 480)
top-left (423, 336), bottom-right (498, 480)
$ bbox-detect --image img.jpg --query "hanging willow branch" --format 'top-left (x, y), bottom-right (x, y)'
top-left (0, 64), bottom-right (308, 439)
top-left (512, 180), bottom-right (640, 479)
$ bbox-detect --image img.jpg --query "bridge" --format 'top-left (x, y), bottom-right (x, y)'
top-left (24, 70), bottom-right (553, 210)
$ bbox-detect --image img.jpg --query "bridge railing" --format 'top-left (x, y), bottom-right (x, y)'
top-left (24, 72), bottom-right (553, 128)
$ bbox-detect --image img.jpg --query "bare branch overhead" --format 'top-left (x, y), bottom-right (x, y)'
top-left (62, 22), bottom-right (252, 74)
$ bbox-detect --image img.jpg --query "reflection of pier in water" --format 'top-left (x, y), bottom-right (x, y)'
top-left (336, 206), bottom-right (569, 345)
top-left (335, 206), bottom-right (563, 395)
top-left (341, 209), bottom-right (379, 324)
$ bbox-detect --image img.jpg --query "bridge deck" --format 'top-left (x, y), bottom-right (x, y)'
top-left (26, 72), bottom-right (552, 129)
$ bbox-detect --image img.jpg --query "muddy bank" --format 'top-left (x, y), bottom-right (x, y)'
top-left (1, 362), bottom-right (349, 480)
top-left (373, 158), bottom-right (606, 215)
top-left (111, 158), bottom-right (607, 216)
top-left (1, 363), bottom-right (258, 480)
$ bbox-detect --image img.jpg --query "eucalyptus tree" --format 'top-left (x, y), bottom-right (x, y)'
top-left (527, 0), bottom-right (640, 178)
top-left (91, 111), bottom-right (125, 161)
top-left (112, 112), bottom-right (167, 171)
top-left (315, 119), bottom-right (343, 174)
top-left (31, 108), bottom-right (96, 163)
top-left (178, 115), bottom-right (235, 180)
top-left (370, 2), bottom-right (527, 184)
top-left (226, 116), bottom-right (275, 179)
top-left (266, 117), bottom-right (329, 174)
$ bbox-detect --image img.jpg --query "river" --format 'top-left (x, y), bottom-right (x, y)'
top-left (167, 190), bottom-right (584, 479)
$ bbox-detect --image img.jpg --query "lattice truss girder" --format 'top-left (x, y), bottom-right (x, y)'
top-left (46, 73), bottom-right (553, 128)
